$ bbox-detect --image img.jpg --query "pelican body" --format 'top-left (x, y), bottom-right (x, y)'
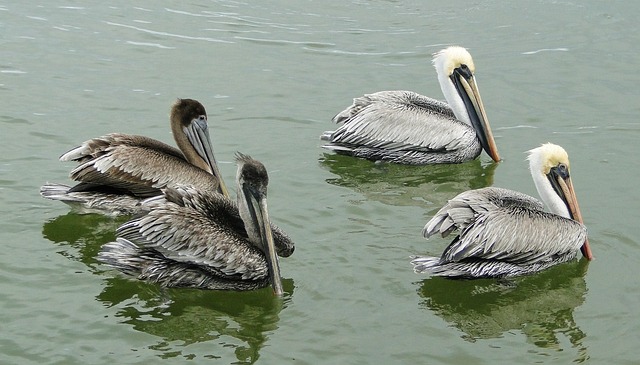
top-left (411, 143), bottom-right (592, 278)
top-left (40, 99), bottom-right (229, 216)
top-left (98, 153), bottom-right (293, 296)
top-left (321, 46), bottom-right (500, 165)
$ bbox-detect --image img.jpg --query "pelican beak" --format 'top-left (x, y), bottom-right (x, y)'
top-left (185, 118), bottom-right (230, 198)
top-left (451, 71), bottom-right (501, 162)
top-left (550, 168), bottom-right (593, 260)
top-left (245, 185), bottom-right (284, 296)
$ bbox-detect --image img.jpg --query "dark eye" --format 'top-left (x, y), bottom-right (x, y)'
top-left (456, 64), bottom-right (473, 78)
top-left (198, 115), bottom-right (206, 122)
top-left (557, 163), bottom-right (570, 177)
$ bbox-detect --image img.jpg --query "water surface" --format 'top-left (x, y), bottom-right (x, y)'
top-left (2, 1), bottom-right (639, 364)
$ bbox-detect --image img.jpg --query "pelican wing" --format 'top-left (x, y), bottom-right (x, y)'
top-left (117, 188), bottom-right (269, 281)
top-left (329, 91), bottom-right (477, 152)
top-left (146, 186), bottom-right (295, 257)
top-left (423, 187), bottom-right (543, 237)
top-left (65, 134), bottom-right (216, 197)
top-left (60, 133), bottom-right (183, 163)
top-left (424, 187), bottom-right (587, 265)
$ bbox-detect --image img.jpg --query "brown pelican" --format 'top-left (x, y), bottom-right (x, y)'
top-left (40, 98), bottom-right (229, 216)
top-left (98, 153), bottom-right (293, 296)
top-left (411, 143), bottom-right (593, 278)
top-left (321, 46), bottom-right (500, 165)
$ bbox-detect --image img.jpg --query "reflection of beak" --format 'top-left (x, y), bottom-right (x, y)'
top-left (550, 171), bottom-right (593, 260)
top-left (185, 119), bottom-right (230, 198)
top-left (245, 185), bottom-right (284, 296)
top-left (451, 72), bottom-right (501, 162)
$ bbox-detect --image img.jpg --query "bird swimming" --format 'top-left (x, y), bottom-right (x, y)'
top-left (411, 143), bottom-right (592, 278)
top-left (98, 153), bottom-right (294, 296)
top-left (321, 46), bottom-right (500, 165)
top-left (40, 98), bottom-right (229, 216)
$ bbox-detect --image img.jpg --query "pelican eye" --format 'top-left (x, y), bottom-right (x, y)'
top-left (198, 115), bottom-right (207, 122)
top-left (456, 64), bottom-right (473, 79)
top-left (556, 163), bottom-right (570, 178)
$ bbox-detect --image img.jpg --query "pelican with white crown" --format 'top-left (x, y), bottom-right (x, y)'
top-left (321, 46), bottom-right (500, 165)
top-left (411, 143), bottom-right (592, 278)
top-left (98, 153), bottom-right (293, 296)
top-left (40, 98), bottom-right (229, 216)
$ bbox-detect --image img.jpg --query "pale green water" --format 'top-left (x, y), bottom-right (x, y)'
top-left (2, 1), bottom-right (639, 364)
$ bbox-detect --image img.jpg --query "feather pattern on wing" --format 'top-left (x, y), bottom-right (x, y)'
top-left (99, 237), bottom-right (268, 290)
top-left (424, 187), bottom-right (543, 238)
top-left (329, 91), bottom-right (477, 152)
top-left (39, 182), bottom-right (142, 216)
top-left (415, 187), bottom-right (587, 277)
top-left (103, 183), bottom-right (294, 289)
top-left (64, 133), bottom-right (216, 198)
top-left (116, 186), bottom-right (269, 281)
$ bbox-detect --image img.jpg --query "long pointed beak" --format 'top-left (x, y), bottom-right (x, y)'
top-left (244, 186), bottom-right (283, 296)
top-left (256, 197), bottom-right (284, 296)
top-left (558, 175), bottom-right (593, 260)
top-left (457, 75), bottom-right (501, 162)
top-left (185, 119), bottom-right (230, 198)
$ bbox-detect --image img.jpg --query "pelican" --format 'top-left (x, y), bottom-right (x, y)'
top-left (411, 143), bottom-right (592, 278)
top-left (321, 46), bottom-right (500, 165)
top-left (98, 153), bottom-right (294, 295)
top-left (40, 98), bottom-right (229, 216)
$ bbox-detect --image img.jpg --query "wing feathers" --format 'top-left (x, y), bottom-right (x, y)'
top-left (118, 190), bottom-right (269, 281)
top-left (64, 135), bottom-right (216, 197)
top-left (328, 91), bottom-right (476, 152)
top-left (423, 187), bottom-right (587, 266)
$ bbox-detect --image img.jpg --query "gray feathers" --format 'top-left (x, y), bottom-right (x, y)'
top-left (39, 182), bottom-right (142, 216)
top-left (41, 98), bottom-right (225, 215)
top-left (322, 91), bottom-right (482, 164)
top-left (41, 133), bottom-right (219, 214)
top-left (412, 187), bottom-right (587, 278)
top-left (98, 183), bottom-right (294, 290)
top-left (99, 238), bottom-right (268, 290)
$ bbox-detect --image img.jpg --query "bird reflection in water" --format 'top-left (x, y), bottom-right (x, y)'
top-left (41, 212), bottom-right (294, 364)
top-left (416, 259), bottom-right (589, 361)
top-left (42, 212), bottom-right (124, 264)
top-left (319, 153), bottom-right (497, 209)
top-left (98, 277), bottom-right (293, 363)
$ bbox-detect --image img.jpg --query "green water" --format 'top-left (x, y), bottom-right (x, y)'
top-left (2, 1), bottom-right (639, 364)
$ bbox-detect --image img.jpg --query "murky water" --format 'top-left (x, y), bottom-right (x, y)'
top-left (2, 1), bottom-right (639, 364)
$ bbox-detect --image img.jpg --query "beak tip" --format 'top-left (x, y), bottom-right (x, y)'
top-left (581, 240), bottom-right (593, 261)
top-left (488, 151), bottom-right (501, 163)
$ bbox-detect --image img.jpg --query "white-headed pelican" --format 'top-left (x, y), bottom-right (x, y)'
top-left (321, 46), bottom-right (500, 165)
top-left (40, 98), bottom-right (229, 216)
top-left (98, 153), bottom-right (293, 296)
top-left (411, 143), bottom-right (592, 278)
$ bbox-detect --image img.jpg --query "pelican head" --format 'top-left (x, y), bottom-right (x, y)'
top-left (528, 143), bottom-right (593, 260)
top-left (235, 153), bottom-right (283, 296)
top-left (170, 98), bottom-right (230, 197)
top-left (433, 46), bottom-right (501, 162)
